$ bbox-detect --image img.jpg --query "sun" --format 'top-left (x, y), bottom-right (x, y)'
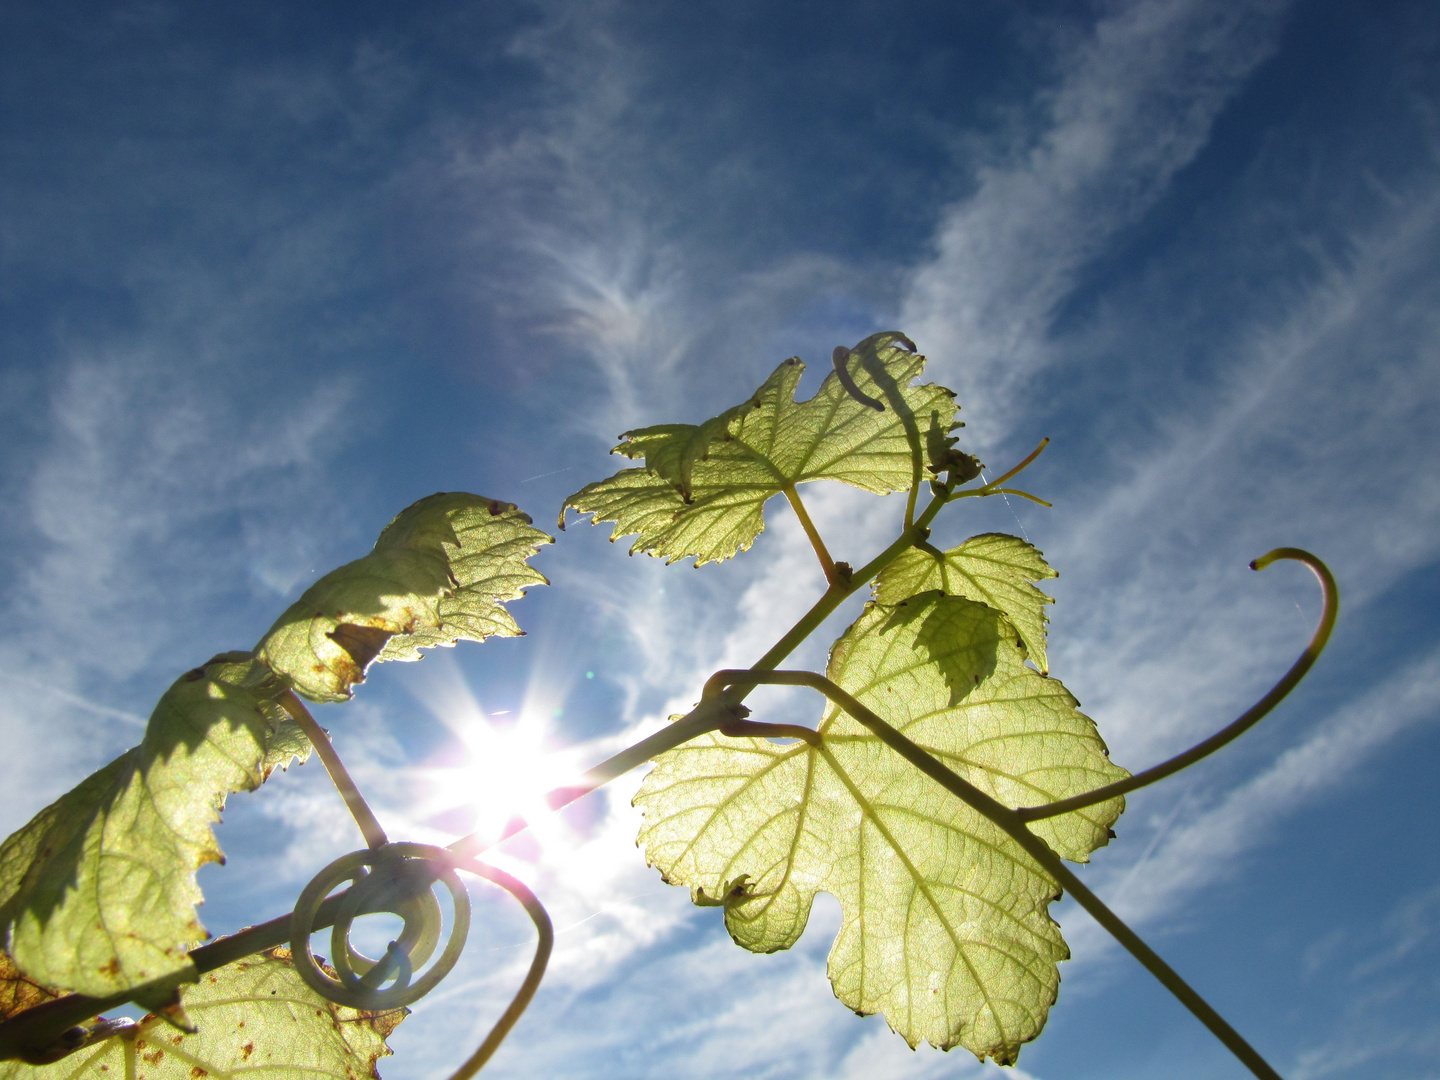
top-left (453, 708), bottom-right (566, 841)
top-left (411, 662), bottom-right (580, 852)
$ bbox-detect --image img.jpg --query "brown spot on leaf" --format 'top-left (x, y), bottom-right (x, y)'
top-left (0, 952), bottom-right (63, 1019)
top-left (143, 1050), bottom-right (164, 1065)
top-left (190, 1067), bottom-right (208, 1078)
top-left (327, 623), bottom-right (393, 671)
top-left (242, 1042), bottom-right (255, 1059)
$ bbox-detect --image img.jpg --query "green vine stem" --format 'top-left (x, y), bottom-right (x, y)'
top-left (5, 485), bottom-right (1297, 1069)
top-left (449, 486), bottom-right (969, 860)
top-left (1017, 548), bottom-right (1337, 822)
top-left (700, 668), bottom-right (1284, 1080)
top-left (280, 691), bottom-right (389, 849)
top-left (0, 893), bottom-right (354, 1061)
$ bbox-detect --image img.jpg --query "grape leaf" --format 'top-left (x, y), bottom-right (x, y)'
top-left (876, 533), bottom-right (1058, 672)
top-left (0, 951), bottom-right (59, 1022)
top-left (561, 333), bottom-right (960, 566)
top-left (257, 492), bottom-right (552, 703)
top-left (0, 948), bottom-right (405, 1080)
top-left (634, 594), bottom-right (1127, 1063)
top-left (0, 655), bottom-right (309, 999)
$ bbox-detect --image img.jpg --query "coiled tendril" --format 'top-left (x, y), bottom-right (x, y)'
top-left (278, 693), bottom-right (554, 1080)
top-left (289, 842), bottom-right (471, 1011)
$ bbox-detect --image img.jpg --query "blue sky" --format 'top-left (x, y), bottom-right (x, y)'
top-left (2, 1), bottom-right (1438, 1078)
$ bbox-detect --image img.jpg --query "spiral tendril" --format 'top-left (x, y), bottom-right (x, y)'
top-left (289, 842), bottom-right (471, 1011)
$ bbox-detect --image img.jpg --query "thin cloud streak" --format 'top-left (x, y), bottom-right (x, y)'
top-left (901, 0), bottom-right (1290, 449)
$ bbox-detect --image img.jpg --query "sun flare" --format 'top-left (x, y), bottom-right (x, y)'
top-left (413, 665), bottom-right (581, 853)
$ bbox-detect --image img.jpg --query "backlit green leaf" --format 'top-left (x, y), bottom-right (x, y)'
top-left (0, 655), bottom-right (309, 999)
top-left (634, 593), bottom-right (1126, 1063)
top-left (562, 333), bottom-right (960, 565)
top-left (0, 948), bottom-right (405, 1080)
top-left (257, 492), bottom-right (552, 702)
top-left (876, 533), bottom-right (1058, 672)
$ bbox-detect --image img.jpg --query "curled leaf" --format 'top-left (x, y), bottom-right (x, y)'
top-left (258, 492), bottom-right (552, 702)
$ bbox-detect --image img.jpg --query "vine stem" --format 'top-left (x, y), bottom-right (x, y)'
top-left (701, 668), bottom-right (1284, 1080)
top-left (448, 487), bottom-right (963, 860)
top-left (782, 484), bottom-right (837, 584)
top-left (1017, 549), bottom-right (1337, 822)
top-left (279, 691), bottom-right (389, 849)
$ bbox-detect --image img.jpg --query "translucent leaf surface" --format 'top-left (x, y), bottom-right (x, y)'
top-left (876, 533), bottom-right (1058, 672)
top-left (562, 333), bottom-right (959, 565)
top-left (635, 594), bottom-right (1127, 1062)
top-left (258, 492), bottom-right (552, 702)
top-left (0, 949), bottom-right (405, 1080)
top-left (0, 655), bottom-right (309, 998)
top-left (0, 951), bottom-right (58, 1022)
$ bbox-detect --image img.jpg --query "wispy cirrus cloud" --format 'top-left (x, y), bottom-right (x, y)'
top-left (901, 0), bottom-right (1291, 449)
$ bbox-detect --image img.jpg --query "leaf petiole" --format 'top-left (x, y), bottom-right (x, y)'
top-left (279, 692), bottom-right (389, 850)
top-left (782, 485), bottom-right (838, 584)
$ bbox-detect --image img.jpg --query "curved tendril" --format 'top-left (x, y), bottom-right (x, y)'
top-left (701, 667), bottom-right (1284, 1080)
top-left (280, 691), bottom-right (388, 849)
top-left (831, 346), bottom-right (885, 411)
top-left (444, 858), bottom-right (553, 1080)
top-left (982, 437), bottom-right (1049, 489)
top-left (285, 844), bottom-right (553, 1080)
top-left (289, 843), bottom-right (470, 1011)
top-left (975, 486), bottom-right (1050, 506)
top-left (1017, 548), bottom-right (1338, 823)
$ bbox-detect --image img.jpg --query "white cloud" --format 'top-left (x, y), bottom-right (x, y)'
top-left (0, 350), bottom-right (352, 828)
top-left (901, 0), bottom-right (1289, 449)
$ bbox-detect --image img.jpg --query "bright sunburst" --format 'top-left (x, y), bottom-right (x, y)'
top-left (411, 658), bottom-right (580, 852)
